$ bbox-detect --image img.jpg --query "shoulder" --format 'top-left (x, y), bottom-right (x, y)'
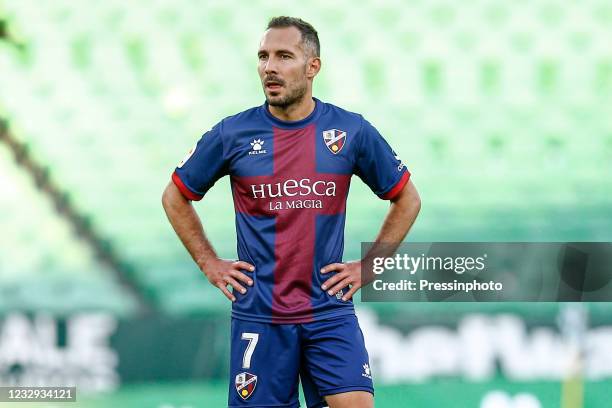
top-left (218, 105), bottom-right (264, 134)
top-left (319, 101), bottom-right (380, 150)
top-left (319, 100), bottom-right (364, 126)
top-left (204, 105), bottom-right (265, 151)
top-left (317, 100), bottom-right (368, 149)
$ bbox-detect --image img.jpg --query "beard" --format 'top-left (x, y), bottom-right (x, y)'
top-left (266, 81), bottom-right (308, 109)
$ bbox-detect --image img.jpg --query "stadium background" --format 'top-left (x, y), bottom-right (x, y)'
top-left (1, 0), bottom-right (611, 407)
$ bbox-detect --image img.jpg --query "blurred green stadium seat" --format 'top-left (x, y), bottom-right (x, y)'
top-left (0, 147), bottom-right (137, 315)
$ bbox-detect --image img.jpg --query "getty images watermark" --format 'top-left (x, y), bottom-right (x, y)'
top-left (360, 243), bottom-right (612, 302)
top-left (371, 252), bottom-right (502, 293)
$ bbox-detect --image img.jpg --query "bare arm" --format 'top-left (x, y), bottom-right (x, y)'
top-left (321, 180), bottom-right (421, 300)
top-left (162, 180), bottom-right (254, 301)
top-left (374, 178), bottom-right (421, 244)
top-left (161, 181), bottom-right (216, 268)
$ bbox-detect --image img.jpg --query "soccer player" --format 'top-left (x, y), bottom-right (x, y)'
top-left (162, 16), bottom-right (420, 408)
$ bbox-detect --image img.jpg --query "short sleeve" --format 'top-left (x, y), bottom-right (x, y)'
top-left (172, 121), bottom-right (229, 201)
top-left (354, 117), bottom-right (410, 200)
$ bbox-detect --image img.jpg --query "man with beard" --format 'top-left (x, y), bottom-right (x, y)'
top-left (162, 16), bottom-right (421, 408)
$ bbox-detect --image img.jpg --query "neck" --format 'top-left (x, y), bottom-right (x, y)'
top-left (268, 94), bottom-right (315, 122)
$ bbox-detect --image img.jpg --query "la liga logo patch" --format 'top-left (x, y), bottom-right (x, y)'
top-left (177, 145), bottom-right (196, 168)
top-left (323, 129), bottom-right (347, 154)
top-left (235, 372), bottom-right (257, 400)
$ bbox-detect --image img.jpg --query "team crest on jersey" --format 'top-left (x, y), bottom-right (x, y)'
top-left (235, 372), bottom-right (258, 400)
top-left (323, 129), bottom-right (347, 154)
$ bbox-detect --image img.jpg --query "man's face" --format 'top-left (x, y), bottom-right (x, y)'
top-left (257, 27), bottom-right (313, 108)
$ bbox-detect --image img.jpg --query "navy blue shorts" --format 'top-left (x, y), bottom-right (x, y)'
top-left (228, 313), bottom-right (374, 408)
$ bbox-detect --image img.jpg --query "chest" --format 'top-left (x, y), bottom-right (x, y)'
top-left (228, 124), bottom-right (357, 178)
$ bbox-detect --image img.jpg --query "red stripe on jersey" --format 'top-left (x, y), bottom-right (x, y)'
top-left (380, 171), bottom-right (410, 200)
top-left (172, 171), bottom-right (204, 201)
top-left (231, 124), bottom-right (351, 323)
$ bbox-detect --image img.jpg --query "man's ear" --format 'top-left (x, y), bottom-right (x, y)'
top-left (306, 57), bottom-right (321, 79)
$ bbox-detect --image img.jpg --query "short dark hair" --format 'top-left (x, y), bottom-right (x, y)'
top-left (267, 16), bottom-right (320, 58)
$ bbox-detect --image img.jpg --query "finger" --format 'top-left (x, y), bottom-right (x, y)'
top-left (224, 276), bottom-right (247, 294)
top-left (342, 284), bottom-right (361, 301)
top-left (233, 260), bottom-right (255, 272)
top-left (217, 282), bottom-right (236, 302)
top-left (321, 271), bottom-right (348, 291)
top-left (231, 270), bottom-right (253, 286)
top-left (329, 278), bottom-right (352, 296)
top-left (321, 263), bottom-right (346, 274)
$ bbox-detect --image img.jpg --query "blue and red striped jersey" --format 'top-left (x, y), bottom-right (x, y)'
top-left (172, 98), bottom-right (410, 323)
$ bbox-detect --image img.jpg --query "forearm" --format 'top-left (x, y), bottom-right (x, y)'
top-left (161, 181), bottom-right (217, 270)
top-left (374, 180), bottom-right (420, 246)
top-left (363, 180), bottom-right (421, 273)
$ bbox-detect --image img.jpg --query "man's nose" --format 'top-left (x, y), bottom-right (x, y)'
top-left (264, 57), bottom-right (278, 74)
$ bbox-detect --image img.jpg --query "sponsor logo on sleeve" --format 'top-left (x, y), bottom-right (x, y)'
top-left (362, 363), bottom-right (372, 379)
top-left (177, 145), bottom-right (196, 168)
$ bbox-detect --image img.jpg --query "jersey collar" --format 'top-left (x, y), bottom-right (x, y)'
top-left (261, 97), bottom-right (322, 129)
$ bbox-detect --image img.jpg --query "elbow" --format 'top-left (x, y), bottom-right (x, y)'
top-left (393, 181), bottom-right (421, 216)
top-left (162, 181), bottom-right (183, 211)
top-left (412, 189), bottom-right (421, 213)
top-left (161, 185), bottom-right (171, 210)
top-left (406, 189), bottom-right (421, 219)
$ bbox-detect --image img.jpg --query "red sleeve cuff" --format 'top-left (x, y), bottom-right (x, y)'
top-left (380, 171), bottom-right (410, 200)
top-left (172, 171), bottom-right (204, 201)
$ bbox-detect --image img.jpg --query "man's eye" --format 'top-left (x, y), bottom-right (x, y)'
top-left (258, 55), bottom-right (267, 60)
top-left (281, 54), bottom-right (291, 59)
